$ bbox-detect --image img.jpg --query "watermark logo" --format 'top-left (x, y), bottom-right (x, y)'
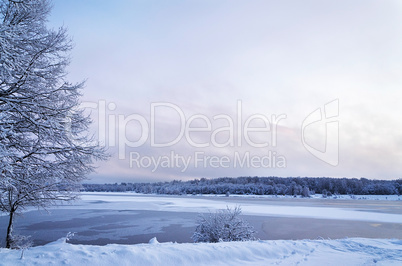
top-left (65, 99), bottom-right (340, 173)
top-left (301, 99), bottom-right (339, 166)
top-left (129, 151), bottom-right (286, 172)
top-left (66, 100), bottom-right (287, 160)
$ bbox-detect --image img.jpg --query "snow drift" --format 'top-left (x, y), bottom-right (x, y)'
top-left (0, 238), bottom-right (401, 266)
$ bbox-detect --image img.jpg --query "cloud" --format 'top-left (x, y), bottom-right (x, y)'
top-left (51, 0), bottom-right (402, 182)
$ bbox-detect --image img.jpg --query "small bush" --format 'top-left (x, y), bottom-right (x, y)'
top-left (192, 206), bottom-right (256, 243)
top-left (9, 234), bottom-right (32, 250)
top-left (9, 234), bottom-right (32, 259)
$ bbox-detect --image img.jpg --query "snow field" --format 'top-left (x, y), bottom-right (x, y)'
top-left (0, 237), bottom-right (401, 266)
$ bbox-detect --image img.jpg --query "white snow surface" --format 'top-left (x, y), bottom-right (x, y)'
top-left (0, 237), bottom-right (401, 265)
top-left (67, 193), bottom-right (402, 223)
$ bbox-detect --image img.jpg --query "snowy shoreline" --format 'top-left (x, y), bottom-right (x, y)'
top-left (91, 191), bottom-right (402, 201)
top-left (185, 193), bottom-right (402, 201)
top-left (0, 237), bottom-right (401, 266)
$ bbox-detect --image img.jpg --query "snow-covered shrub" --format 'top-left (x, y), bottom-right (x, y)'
top-left (8, 234), bottom-right (32, 250)
top-left (8, 234), bottom-right (32, 259)
top-left (192, 206), bottom-right (256, 243)
top-left (65, 232), bottom-right (76, 243)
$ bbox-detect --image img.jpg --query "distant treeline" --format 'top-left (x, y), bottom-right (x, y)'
top-left (83, 177), bottom-right (402, 196)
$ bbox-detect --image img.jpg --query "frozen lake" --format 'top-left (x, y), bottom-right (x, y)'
top-left (1, 193), bottom-right (401, 246)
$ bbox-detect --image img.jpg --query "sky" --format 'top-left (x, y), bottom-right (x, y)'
top-left (48, 0), bottom-right (402, 183)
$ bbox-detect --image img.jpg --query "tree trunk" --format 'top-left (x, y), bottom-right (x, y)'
top-left (6, 208), bottom-right (14, 249)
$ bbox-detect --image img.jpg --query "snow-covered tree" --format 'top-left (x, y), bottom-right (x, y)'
top-left (301, 186), bottom-right (310, 198)
top-left (192, 206), bottom-right (256, 243)
top-left (0, 0), bottom-right (106, 248)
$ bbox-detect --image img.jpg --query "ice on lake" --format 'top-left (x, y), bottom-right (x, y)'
top-left (1, 192), bottom-right (401, 246)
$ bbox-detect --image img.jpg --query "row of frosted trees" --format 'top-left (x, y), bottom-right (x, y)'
top-left (83, 177), bottom-right (402, 196)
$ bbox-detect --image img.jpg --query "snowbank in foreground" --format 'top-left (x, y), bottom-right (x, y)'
top-left (0, 238), bottom-right (400, 266)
